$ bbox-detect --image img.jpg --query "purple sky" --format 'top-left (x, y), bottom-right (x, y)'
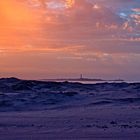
top-left (0, 0), bottom-right (140, 80)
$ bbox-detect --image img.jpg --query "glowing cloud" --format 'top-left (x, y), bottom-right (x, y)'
top-left (0, 0), bottom-right (41, 53)
top-left (66, 0), bottom-right (75, 8)
top-left (0, 1), bottom-right (38, 26)
top-left (93, 4), bottom-right (100, 9)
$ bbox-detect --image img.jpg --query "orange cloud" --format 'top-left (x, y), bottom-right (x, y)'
top-left (0, 1), bottom-right (38, 26)
top-left (66, 0), bottom-right (75, 8)
top-left (0, 0), bottom-right (41, 53)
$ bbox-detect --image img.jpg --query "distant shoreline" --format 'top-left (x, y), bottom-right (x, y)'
top-left (1, 77), bottom-right (140, 84)
top-left (42, 78), bottom-right (124, 82)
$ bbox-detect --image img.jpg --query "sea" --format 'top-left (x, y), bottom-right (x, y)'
top-left (42, 80), bottom-right (140, 84)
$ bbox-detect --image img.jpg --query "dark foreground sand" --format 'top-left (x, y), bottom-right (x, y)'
top-left (0, 78), bottom-right (140, 139)
top-left (0, 105), bottom-right (140, 140)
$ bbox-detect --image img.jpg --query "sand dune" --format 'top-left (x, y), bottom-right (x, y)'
top-left (0, 78), bottom-right (140, 139)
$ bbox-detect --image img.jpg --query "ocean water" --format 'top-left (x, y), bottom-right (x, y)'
top-left (43, 80), bottom-right (140, 84)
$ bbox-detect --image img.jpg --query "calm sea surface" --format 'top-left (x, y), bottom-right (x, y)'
top-left (42, 80), bottom-right (140, 84)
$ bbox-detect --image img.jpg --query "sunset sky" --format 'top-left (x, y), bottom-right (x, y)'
top-left (0, 0), bottom-right (140, 80)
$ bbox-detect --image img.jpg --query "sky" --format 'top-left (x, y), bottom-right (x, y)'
top-left (0, 0), bottom-right (140, 80)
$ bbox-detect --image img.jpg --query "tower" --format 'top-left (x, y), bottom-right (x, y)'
top-left (80, 74), bottom-right (83, 79)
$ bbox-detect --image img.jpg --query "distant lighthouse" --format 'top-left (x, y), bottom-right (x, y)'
top-left (80, 74), bottom-right (83, 80)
